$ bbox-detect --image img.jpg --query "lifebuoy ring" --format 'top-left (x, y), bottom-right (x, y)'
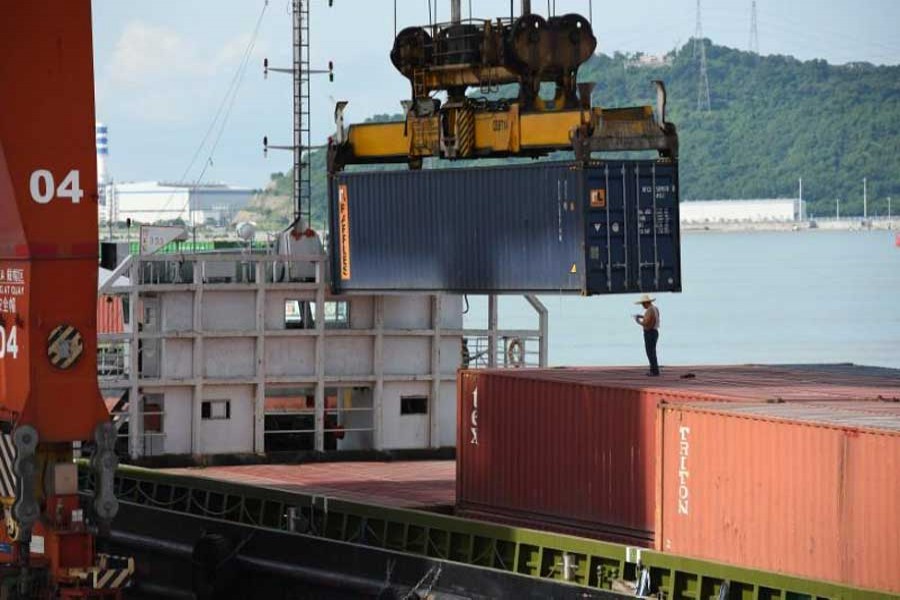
top-left (506, 337), bottom-right (525, 367)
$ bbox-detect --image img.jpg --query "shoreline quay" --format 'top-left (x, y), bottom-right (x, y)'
top-left (682, 219), bottom-right (895, 233)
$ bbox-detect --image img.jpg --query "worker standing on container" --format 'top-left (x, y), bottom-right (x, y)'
top-left (633, 295), bottom-right (660, 376)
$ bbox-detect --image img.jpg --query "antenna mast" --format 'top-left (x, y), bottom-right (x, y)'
top-left (294, 0), bottom-right (311, 225)
top-left (694, 0), bottom-right (711, 112)
top-left (692, 0), bottom-right (702, 58)
top-left (264, 1), bottom-right (334, 230)
top-left (749, 0), bottom-right (759, 54)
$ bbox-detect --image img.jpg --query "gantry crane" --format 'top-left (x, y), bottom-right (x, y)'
top-left (0, 2), bottom-right (678, 596)
top-left (0, 3), bottom-right (131, 597)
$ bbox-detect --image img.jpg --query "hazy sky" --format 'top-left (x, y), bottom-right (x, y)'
top-left (92, 1), bottom-right (900, 187)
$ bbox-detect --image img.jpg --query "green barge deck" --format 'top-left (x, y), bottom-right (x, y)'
top-left (82, 465), bottom-right (897, 599)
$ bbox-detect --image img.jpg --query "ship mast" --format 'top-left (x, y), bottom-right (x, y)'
top-left (264, 1), bottom-right (333, 230)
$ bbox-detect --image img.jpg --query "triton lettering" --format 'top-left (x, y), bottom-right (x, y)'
top-left (677, 425), bottom-right (690, 515)
top-left (469, 387), bottom-right (479, 445)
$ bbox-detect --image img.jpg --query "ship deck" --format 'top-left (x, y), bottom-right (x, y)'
top-left (165, 461), bottom-right (457, 510)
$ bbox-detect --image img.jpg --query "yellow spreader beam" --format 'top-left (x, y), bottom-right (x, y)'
top-left (328, 83), bottom-right (677, 172)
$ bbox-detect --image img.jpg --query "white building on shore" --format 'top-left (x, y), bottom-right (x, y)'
top-left (680, 198), bottom-right (802, 224)
top-left (105, 181), bottom-right (255, 226)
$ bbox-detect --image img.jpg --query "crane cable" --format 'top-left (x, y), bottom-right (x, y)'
top-left (159, 0), bottom-right (269, 215)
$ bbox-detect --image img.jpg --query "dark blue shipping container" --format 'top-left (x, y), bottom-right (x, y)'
top-left (328, 160), bottom-right (680, 295)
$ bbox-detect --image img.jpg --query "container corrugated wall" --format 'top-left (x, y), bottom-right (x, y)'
top-left (328, 160), bottom-right (680, 295)
top-left (97, 294), bottom-right (125, 335)
top-left (657, 402), bottom-right (900, 593)
top-left (456, 369), bottom-right (742, 545)
top-left (456, 365), bottom-right (900, 549)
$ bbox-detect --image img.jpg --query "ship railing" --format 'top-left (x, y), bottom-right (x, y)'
top-left (99, 252), bottom-right (327, 292)
top-left (460, 294), bottom-right (548, 369)
top-left (460, 332), bottom-right (543, 369)
top-left (97, 341), bottom-right (129, 378)
top-left (103, 391), bottom-right (167, 457)
top-left (263, 406), bottom-right (375, 453)
top-left (97, 337), bottom-right (157, 384)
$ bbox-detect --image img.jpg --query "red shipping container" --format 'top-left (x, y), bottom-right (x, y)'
top-left (456, 365), bottom-right (900, 546)
top-left (97, 294), bottom-right (125, 335)
top-left (657, 402), bottom-right (900, 593)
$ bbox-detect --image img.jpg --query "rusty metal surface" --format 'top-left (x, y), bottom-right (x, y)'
top-left (166, 461), bottom-right (456, 510)
top-left (658, 401), bottom-right (900, 593)
top-left (483, 364), bottom-right (900, 402)
top-left (456, 369), bottom-right (744, 545)
top-left (456, 365), bottom-right (900, 547)
top-left (679, 401), bottom-right (900, 432)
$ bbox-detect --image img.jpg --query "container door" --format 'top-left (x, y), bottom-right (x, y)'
top-left (633, 162), bottom-right (680, 292)
top-left (584, 162), bottom-right (681, 295)
top-left (633, 162), bottom-right (681, 292)
top-left (584, 163), bottom-right (631, 293)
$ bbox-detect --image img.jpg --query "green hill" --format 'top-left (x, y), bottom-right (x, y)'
top-left (258, 40), bottom-right (899, 228)
top-left (581, 41), bottom-right (900, 218)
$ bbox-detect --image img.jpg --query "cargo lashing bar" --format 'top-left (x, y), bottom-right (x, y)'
top-left (622, 164), bottom-right (629, 290)
top-left (604, 164), bottom-right (612, 292)
top-left (636, 163), bottom-right (642, 292)
top-left (652, 164), bottom-right (660, 289)
top-left (79, 466), bottom-right (896, 600)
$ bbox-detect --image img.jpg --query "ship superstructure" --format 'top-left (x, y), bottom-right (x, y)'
top-left (98, 245), bottom-right (547, 458)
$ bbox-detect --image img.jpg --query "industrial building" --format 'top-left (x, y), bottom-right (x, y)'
top-left (679, 198), bottom-right (801, 223)
top-left (98, 247), bottom-right (547, 459)
top-left (94, 123), bottom-right (254, 227)
top-left (104, 181), bottom-right (255, 226)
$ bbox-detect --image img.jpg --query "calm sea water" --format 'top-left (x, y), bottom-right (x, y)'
top-left (464, 230), bottom-right (900, 369)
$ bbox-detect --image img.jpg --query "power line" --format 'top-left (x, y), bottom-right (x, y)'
top-left (702, 4), bottom-right (900, 63)
top-left (158, 0), bottom-right (269, 217)
top-left (755, 17), bottom-right (900, 64)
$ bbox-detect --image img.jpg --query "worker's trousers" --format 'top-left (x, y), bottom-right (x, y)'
top-left (643, 329), bottom-right (660, 375)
